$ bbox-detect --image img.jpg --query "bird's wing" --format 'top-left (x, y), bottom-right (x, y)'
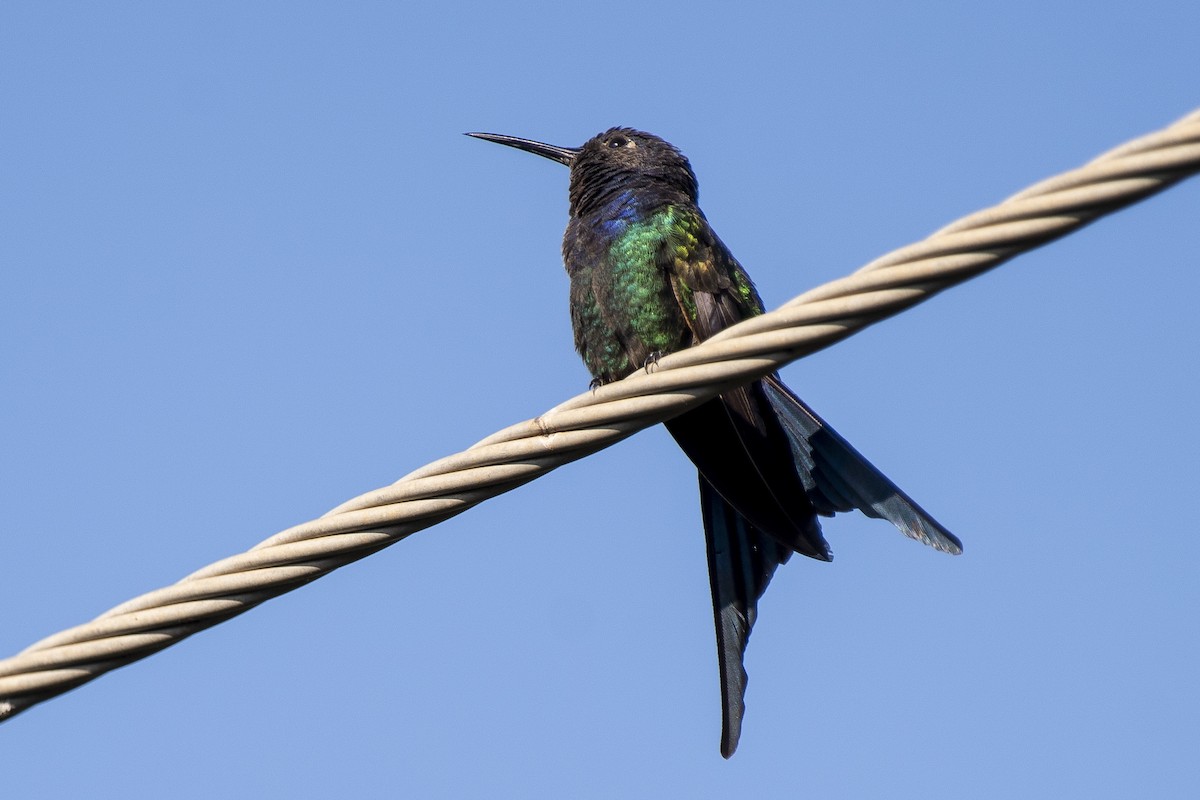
top-left (760, 374), bottom-right (963, 555)
top-left (661, 218), bottom-right (764, 342)
top-left (662, 220), bottom-right (962, 556)
top-left (662, 222), bottom-right (830, 556)
top-left (698, 475), bottom-right (791, 759)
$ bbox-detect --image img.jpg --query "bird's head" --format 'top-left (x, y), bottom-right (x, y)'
top-left (467, 127), bottom-right (699, 217)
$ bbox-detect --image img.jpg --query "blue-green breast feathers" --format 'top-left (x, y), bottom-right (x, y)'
top-left (566, 203), bottom-right (764, 384)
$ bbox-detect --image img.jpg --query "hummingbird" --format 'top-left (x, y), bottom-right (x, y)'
top-left (468, 127), bottom-right (962, 757)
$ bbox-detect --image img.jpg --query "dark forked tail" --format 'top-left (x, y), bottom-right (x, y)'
top-left (670, 375), bottom-right (960, 757)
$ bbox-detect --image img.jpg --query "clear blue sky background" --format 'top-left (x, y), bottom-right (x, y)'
top-left (3, 3), bottom-right (1198, 798)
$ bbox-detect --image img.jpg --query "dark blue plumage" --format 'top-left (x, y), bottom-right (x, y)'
top-left (469, 127), bottom-right (961, 757)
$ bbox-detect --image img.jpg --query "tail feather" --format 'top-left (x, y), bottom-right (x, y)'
top-left (761, 375), bottom-right (963, 555)
top-left (699, 476), bottom-right (790, 758)
top-left (668, 374), bottom-right (961, 758)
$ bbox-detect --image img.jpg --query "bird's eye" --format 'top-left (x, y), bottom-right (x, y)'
top-left (608, 135), bottom-right (632, 149)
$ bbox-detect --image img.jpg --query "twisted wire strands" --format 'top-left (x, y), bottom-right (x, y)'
top-left (2, 109), bottom-right (1198, 722)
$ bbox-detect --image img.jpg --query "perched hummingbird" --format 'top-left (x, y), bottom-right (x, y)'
top-left (468, 127), bottom-right (962, 757)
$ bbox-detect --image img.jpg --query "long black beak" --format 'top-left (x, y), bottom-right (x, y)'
top-left (465, 132), bottom-right (579, 167)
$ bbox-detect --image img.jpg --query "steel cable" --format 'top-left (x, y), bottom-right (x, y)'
top-left (2, 108), bottom-right (1198, 722)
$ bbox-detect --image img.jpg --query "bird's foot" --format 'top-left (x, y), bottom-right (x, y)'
top-left (642, 351), bottom-right (663, 373)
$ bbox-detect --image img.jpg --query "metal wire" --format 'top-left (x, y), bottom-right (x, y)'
top-left (2, 109), bottom-right (1198, 722)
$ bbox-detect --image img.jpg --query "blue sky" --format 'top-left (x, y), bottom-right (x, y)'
top-left (3, 2), bottom-right (1198, 798)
